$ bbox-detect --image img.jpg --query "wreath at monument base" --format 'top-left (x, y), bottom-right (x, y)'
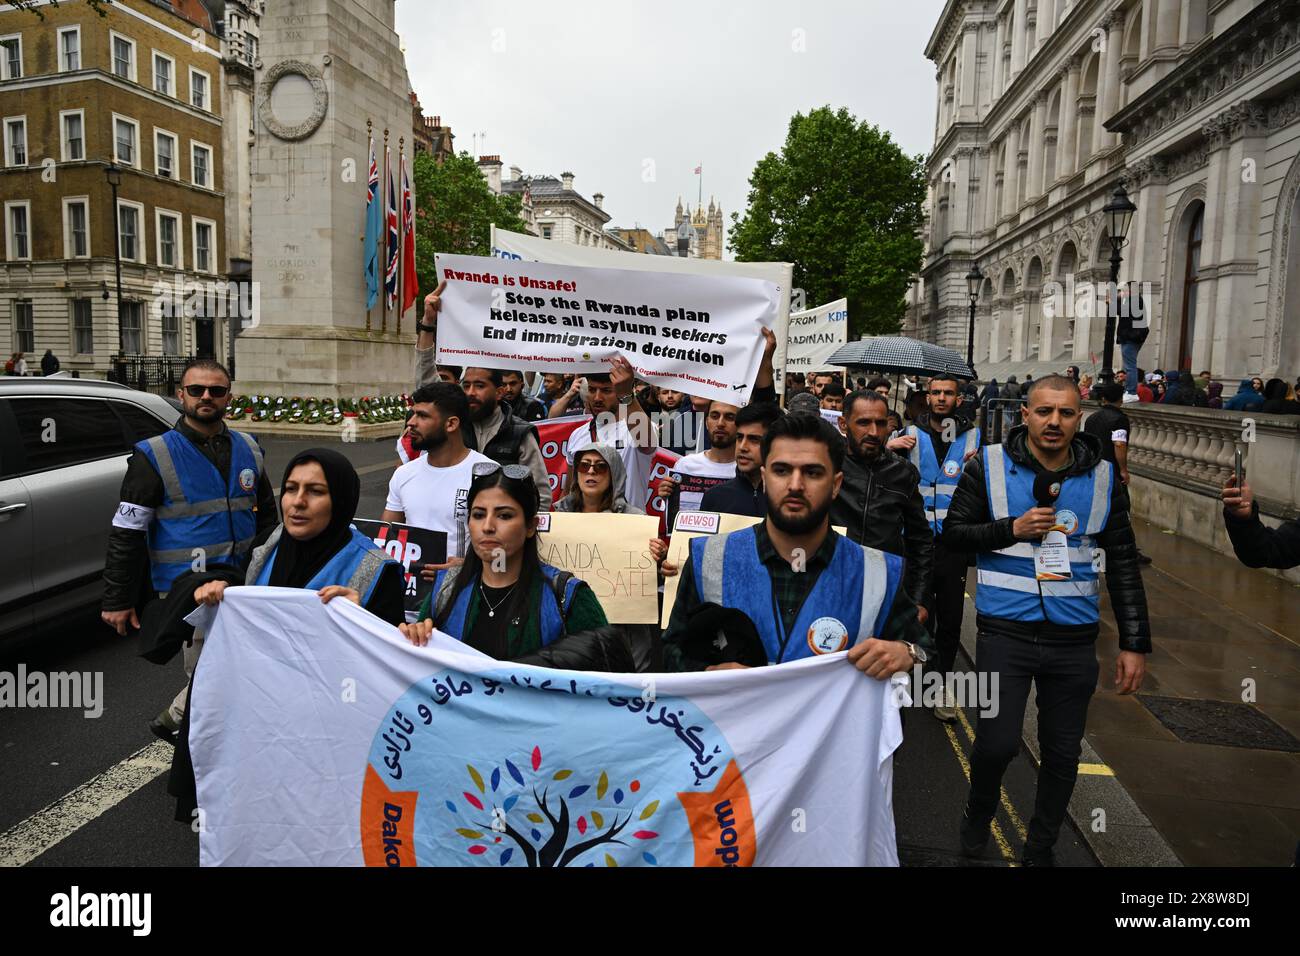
top-left (227, 394), bottom-right (412, 426)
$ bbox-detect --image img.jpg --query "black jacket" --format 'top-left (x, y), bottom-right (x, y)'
top-left (1224, 504), bottom-right (1300, 570)
top-left (699, 473), bottom-right (767, 518)
top-left (941, 425), bottom-right (1151, 651)
top-left (831, 448), bottom-right (934, 609)
top-left (509, 393), bottom-right (547, 423)
top-left (466, 409), bottom-right (537, 466)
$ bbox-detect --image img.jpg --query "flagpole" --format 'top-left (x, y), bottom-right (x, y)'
top-left (697, 162), bottom-right (702, 208)
top-left (397, 137), bottom-right (404, 337)
top-left (382, 128), bottom-right (390, 333)
top-left (365, 119), bottom-right (373, 332)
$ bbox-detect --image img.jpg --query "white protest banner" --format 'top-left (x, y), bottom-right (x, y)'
top-left (533, 511), bottom-right (661, 624)
top-left (434, 253), bottom-right (778, 405)
top-left (492, 226), bottom-right (794, 395)
top-left (785, 298), bottom-right (848, 373)
top-left (191, 588), bottom-right (905, 866)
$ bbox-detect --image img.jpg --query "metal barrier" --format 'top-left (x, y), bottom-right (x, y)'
top-left (977, 397), bottom-right (1026, 446)
top-left (108, 355), bottom-right (195, 394)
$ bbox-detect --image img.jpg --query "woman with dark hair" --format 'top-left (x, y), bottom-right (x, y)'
top-left (1261, 378), bottom-right (1300, 415)
top-left (399, 463), bottom-right (627, 668)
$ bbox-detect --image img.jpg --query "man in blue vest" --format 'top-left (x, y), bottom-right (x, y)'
top-left (942, 374), bottom-right (1151, 866)
top-left (888, 373), bottom-right (980, 722)
top-left (662, 412), bottom-right (932, 674)
top-left (102, 359), bottom-right (276, 744)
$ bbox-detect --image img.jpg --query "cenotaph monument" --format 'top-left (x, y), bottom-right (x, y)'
top-left (235, 0), bottom-right (416, 397)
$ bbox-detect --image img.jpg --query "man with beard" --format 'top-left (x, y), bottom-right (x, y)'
top-left (501, 369), bottom-right (547, 422)
top-left (101, 359), bottom-right (276, 743)
top-left (655, 387), bottom-right (696, 456)
top-left (662, 413), bottom-right (932, 671)
top-left (699, 402), bottom-right (782, 517)
top-left (943, 374), bottom-right (1150, 866)
top-left (887, 373), bottom-right (981, 722)
top-left (656, 400), bottom-right (740, 524)
top-left (832, 390), bottom-right (934, 628)
top-left (414, 283), bottom-right (551, 510)
top-left (383, 382), bottom-right (492, 564)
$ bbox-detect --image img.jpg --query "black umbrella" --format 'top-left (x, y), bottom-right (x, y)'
top-left (827, 337), bottom-right (976, 380)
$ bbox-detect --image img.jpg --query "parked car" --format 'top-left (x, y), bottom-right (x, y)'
top-left (0, 378), bottom-right (179, 642)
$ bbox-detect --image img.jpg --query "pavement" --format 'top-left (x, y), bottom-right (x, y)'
top-left (0, 436), bottom-right (1294, 867)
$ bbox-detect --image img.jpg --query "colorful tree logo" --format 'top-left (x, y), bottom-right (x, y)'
top-left (448, 746), bottom-right (663, 867)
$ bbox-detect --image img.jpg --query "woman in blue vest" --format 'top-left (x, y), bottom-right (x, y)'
top-left (399, 463), bottom-right (614, 662)
top-left (193, 448), bottom-right (406, 625)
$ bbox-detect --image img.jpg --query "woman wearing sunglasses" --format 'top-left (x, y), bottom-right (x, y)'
top-left (399, 463), bottom-right (632, 670)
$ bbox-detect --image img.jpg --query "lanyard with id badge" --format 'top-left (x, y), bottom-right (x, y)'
top-left (1032, 470), bottom-right (1073, 581)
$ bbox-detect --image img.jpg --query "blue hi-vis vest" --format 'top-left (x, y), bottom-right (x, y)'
top-left (431, 563), bottom-right (581, 648)
top-left (975, 443), bottom-right (1113, 626)
top-left (139, 429), bottom-right (263, 592)
top-left (905, 423), bottom-right (980, 536)
top-left (247, 526), bottom-right (397, 605)
top-left (690, 526), bottom-right (904, 664)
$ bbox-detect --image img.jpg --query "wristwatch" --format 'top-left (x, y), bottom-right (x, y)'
top-left (618, 393), bottom-right (635, 406)
top-left (903, 641), bottom-right (928, 664)
top-left (416, 322), bottom-right (436, 334)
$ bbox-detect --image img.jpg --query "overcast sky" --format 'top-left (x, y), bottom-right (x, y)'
top-left (396, 0), bottom-right (948, 256)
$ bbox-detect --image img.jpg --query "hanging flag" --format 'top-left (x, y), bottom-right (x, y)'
top-left (364, 137), bottom-right (381, 310)
top-left (401, 153), bottom-right (418, 315)
top-left (385, 147), bottom-right (400, 311)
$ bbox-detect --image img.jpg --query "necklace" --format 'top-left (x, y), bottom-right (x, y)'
top-left (479, 580), bottom-right (517, 618)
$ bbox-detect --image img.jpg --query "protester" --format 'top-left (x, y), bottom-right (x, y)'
top-left (1224, 378), bottom-right (1263, 411)
top-left (1137, 373), bottom-right (1157, 403)
top-left (1206, 380), bottom-right (1224, 409)
top-left (1078, 373), bottom-right (1093, 400)
top-left (400, 465), bottom-right (631, 671)
top-left (943, 374), bottom-right (1151, 866)
top-left (1221, 475), bottom-right (1300, 569)
top-left (1000, 375), bottom-right (1021, 433)
top-left (436, 365), bottom-right (462, 385)
top-left (699, 402), bottom-right (782, 518)
top-left (820, 380), bottom-right (846, 412)
top-left (382, 382), bottom-right (492, 561)
top-left (501, 369), bottom-right (547, 422)
top-left (415, 283), bottom-right (552, 510)
top-left (979, 378), bottom-right (1000, 409)
top-left (41, 349), bottom-right (60, 376)
top-left (1161, 369), bottom-right (1207, 407)
top-left (655, 387), bottom-right (696, 456)
top-left (885, 373), bottom-right (980, 722)
top-left (1261, 378), bottom-right (1300, 414)
top-left (1116, 282), bottom-right (1148, 404)
top-left (538, 372), bottom-right (576, 417)
top-left (658, 401), bottom-right (739, 524)
top-left (868, 376), bottom-right (892, 399)
top-left (559, 362), bottom-right (660, 511)
top-left (1065, 366), bottom-right (1080, 384)
top-left (662, 413), bottom-right (932, 672)
top-left (832, 389), bottom-right (935, 630)
top-left (810, 371), bottom-right (836, 399)
top-left (101, 359), bottom-right (276, 744)
top-left (1251, 376), bottom-right (1265, 395)
top-left (6, 352), bottom-right (27, 376)
top-left (1084, 382), bottom-right (1152, 564)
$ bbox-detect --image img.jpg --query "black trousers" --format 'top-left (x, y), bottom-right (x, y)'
top-left (966, 628), bottom-right (1099, 853)
top-left (924, 542), bottom-right (969, 676)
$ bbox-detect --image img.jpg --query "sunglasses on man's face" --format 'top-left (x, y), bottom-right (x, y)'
top-left (577, 460), bottom-right (609, 474)
top-left (183, 384), bottom-right (230, 398)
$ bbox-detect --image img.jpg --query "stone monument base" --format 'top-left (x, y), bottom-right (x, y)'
top-left (233, 324), bottom-right (414, 397)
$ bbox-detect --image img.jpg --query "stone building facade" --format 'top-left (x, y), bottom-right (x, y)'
top-left (0, 0), bottom-right (228, 378)
top-left (491, 162), bottom-right (631, 251)
top-left (907, 0), bottom-right (1300, 386)
top-left (668, 196), bottom-right (725, 259)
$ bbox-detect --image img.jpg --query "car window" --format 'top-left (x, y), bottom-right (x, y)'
top-left (114, 401), bottom-right (173, 445)
top-left (8, 397), bottom-right (133, 474)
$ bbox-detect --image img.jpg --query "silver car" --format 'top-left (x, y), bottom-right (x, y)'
top-left (0, 377), bottom-right (179, 642)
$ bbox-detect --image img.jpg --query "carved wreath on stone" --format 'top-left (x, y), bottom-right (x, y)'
top-left (257, 59), bottom-right (329, 141)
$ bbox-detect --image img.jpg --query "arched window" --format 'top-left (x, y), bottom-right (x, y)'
top-left (1178, 205), bottom-right (1204, 371)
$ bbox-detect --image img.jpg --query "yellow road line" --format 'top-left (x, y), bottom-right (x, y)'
top-left (1077, 763), bottom-right (1114, 776)
top-left (940, 722), bottom-right (1017, 864)
top-left (954, 706), bottom-right (1029, 843)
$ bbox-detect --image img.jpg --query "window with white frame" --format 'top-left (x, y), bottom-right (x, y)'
top-left (152, 51), bottom-right (174, 96)
top-left (160, 301), bottom-right (181, 356)
top-left (189, 68), bottom-right (209, 110)
top-left (155, 129), bottom-right (177, 178)
top-left (13, 300), bottom-right (33, 353)
top-left (5, 201), bottom-right (30, 260)
top-left (117, 200), bottom-right (143, 263)
top-left (156, 210), bottom-right (182, 269)
top-left (119, 301), bottom-right (143, 354)
top-left (191, 142), bottom-right (212, 188)
top-left (60, 110), bottom-right (84, 162)
top-left (0, 35), bottom-right (21, 80)
top-left (63, 198), bottom-right (89, 259)
top-left (192, 218), bottom-right (215, 273)
top-left (113, 115), bottom-right (139, 167)
top-left (4, 116), bottom-right (26, 166)
top-left (72, 298), bottom-right (93, 355)
top-left (58, 26), bottom-right (80, 71)
top-left (110, 32), bottom-right (135, 81)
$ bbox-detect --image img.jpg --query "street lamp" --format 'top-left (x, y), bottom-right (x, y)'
top-left (1100, 180), bottom-right (1137, 384)
top-left (105, 164), bottom-right (125, 372)
top-left (965, 262), bottom-right (983, 371)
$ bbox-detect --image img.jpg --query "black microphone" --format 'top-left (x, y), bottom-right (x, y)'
top-left (1033, 471), bottom-right (1064, 509)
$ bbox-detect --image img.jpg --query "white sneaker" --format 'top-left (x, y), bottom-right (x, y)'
top-left (1122, 392), bottom-right (1140, 404)
top-left (934, 688), bottom-right (958, 723)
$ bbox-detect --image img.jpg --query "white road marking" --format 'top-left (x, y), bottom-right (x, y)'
top-left (0, 740), bottom-right (174, 867)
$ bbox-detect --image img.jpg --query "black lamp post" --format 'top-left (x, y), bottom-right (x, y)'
top-left (1100, 180), bottom-right (1136, 384)
top-left (105, 163), bottom-right (124, 365)
top-left (965, 262), bottom-right (983, 371)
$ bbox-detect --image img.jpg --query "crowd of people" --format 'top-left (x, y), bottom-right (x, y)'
top-left (96, 278), bottom-right (1300, 866)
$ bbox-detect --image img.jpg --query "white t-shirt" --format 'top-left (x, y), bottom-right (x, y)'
top-left (385, 449), bottom-right (493, 559)
top-left (567, 417), bottom-right (659, 511)
top-left (672, 452), bottom-right (737, 512)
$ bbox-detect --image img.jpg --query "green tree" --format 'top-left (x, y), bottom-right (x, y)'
top-left (730, 106), bottom-right (926, 338)
top-left (411, 151), bottom-right (529, 302)
top-left (5, 0), bottom-right (112, 17)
